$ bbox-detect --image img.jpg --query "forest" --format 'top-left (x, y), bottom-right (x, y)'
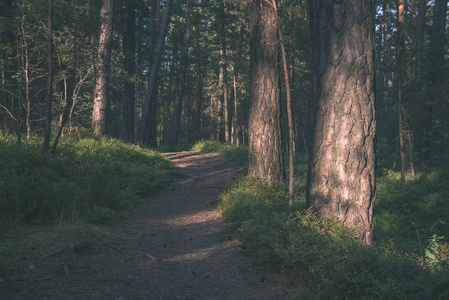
top-left (0, 0), bottom-right (449, 298)
top-left (0, 0), bottom-right (447, 159)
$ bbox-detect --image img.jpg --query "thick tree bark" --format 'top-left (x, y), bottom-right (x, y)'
top-left (138, 0), bottom-right (172, 146)
top-left (171, 0), bottom-right (193, 146)
top-left (248, 0), bottom-right (284, 184)
top-left (122, 0), bottom-right (136, 143)
top-left (92, 0), bottom-right (114, 136)
top-left (307, 0), bottom-right (376, 244)
top-left (42, 0), bottom-right (53, 158)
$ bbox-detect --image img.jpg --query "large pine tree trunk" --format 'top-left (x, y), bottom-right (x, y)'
top-left (307, 0), bottom-right (376, 244)
top-left (92, 0), bottom-right (114, 136)
top-left (248, 0), bottom-right (284, 184)
top-left (122, 0), bottom-right (136, 143)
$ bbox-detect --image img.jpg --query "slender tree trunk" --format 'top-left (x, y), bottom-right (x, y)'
top-left (122, 0), bottom-right (136, 143)
top-left (0, 58), bottom-right (6, 130)
top-left (0, 0), bottom-right (14, 132)
top-left (25, 56), bottom-right (30, 140)
top-left (397, 0), bottom-right (406, 185)
top-left (217, 59), bottom-right (223, 142)
top-left (52, 22), bottom-right (77, 152)
top-left (138, 0), bottom-right (172, 146)
top-left (193, 7), bottom-right (203, 141)
top-left (407, 118), bottom-right (415, 177)
top-left (231, 71), bottom-right (237, 144)
top-left (385, 3), bottom-right (393, 90)
top-left (427, 0), bottom-right (448, 156)
top-left (307, 0), bottom-right (376, 244)
top-left (232, 16), bottom-right (246, 146)
top-left (171, 0), bottom-right (193, 145)
top-left (415, 0), bottom-right (426, 152)
top-left (92, 0), bottom-right (114, 136)
top-left (248, 0), bottom-right (284, 184)
top-left (221, 2), bottom-right (230, 143)
top-left (42, 0), bottom-right (53, 158)
top-left (272, 0), bottom-right (294, 206)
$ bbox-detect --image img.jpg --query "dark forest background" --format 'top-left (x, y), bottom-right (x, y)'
top-left (1, 0), bottom-right (447, 167)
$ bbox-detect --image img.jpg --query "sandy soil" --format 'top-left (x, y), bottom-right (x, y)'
top-left (4, 151), bottom-right (293, 300)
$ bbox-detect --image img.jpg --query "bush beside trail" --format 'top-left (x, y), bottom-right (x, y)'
top-left (0, 134), bottom-right (170, 224)
top-left (192, 141), bottom-right (449, 299)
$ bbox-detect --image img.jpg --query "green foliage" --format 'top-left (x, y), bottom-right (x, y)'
top-left (424, 233), bottom-right (449, 271)
top-left (0, 133), bottom-right (170, 224)
top-left (431, 280), bottom-right (449, 300)
top-left (375, 168), bottom-right (449, 256)
top-left (191, 140), bottom-right (248, 168)
top-left (218, 177), bottom-right (288, 223)
top-left (218, 158), bottom-right (449, 299)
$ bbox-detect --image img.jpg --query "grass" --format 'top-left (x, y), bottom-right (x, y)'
top-left (200, 140), bottom-right (449, 299)
top-left (0, 132), bottom-right (170, 225)
top-left (191, 140), bottom-right (248, 169)
top-left (0, 132), bottom-right (171, 292)
top-left (2, 137), bottom-right (449, 298)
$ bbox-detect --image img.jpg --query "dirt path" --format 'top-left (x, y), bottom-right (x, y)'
top-left (7, 151), bottom-right (292, 300)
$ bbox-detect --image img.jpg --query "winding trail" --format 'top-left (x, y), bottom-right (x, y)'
top-left (8, 151), bottom-right (292, 299)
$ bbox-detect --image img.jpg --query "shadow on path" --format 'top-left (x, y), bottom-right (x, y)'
top-left (7, 152), bottom-right (293, 300)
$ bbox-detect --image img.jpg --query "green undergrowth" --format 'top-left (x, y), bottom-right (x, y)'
top-left (213, 142), bottom-right (449, 299)
top-left (0, 133), bottom-right (170, 225)
top-left (191, 140), bottom-right (248, 169)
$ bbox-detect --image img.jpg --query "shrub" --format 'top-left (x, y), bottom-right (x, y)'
top-left (0, 133), bottom-right (170, 224)
top-left (192, 140), bottom-right (248, 168)
top-left (217, 157), bottom-right (449, 299)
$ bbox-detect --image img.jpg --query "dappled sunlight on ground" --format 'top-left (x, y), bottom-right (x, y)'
top-left (161, 240), bottom-right (240, 263)
top-left (5, 151), bottom-right (292, 300)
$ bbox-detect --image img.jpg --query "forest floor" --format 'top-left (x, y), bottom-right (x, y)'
top-left (3, 151), bottom-right (294, 300)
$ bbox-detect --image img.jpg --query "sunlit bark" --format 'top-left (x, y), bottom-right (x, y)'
top-left (92, 0), bottom-right (114, 136)
top-left (248, 0), bottom-right (284, 183)
top-left (307, 0), bottom-right (376, 244)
